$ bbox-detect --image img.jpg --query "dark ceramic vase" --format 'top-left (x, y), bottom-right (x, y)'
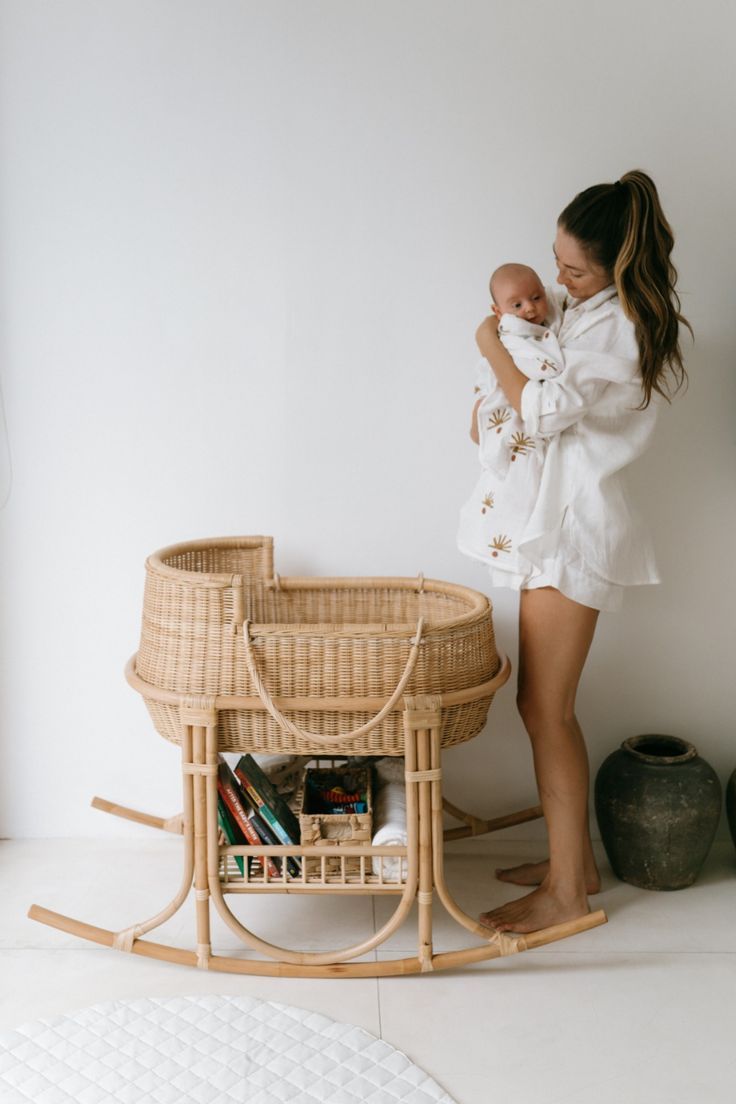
top-left (594, 734), bottom-right (721, 890)
top-left (727, 769), bottom-right (736, 851)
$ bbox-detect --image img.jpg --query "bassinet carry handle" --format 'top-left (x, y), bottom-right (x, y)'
top-left (241, 618), bottom-right (425, 747)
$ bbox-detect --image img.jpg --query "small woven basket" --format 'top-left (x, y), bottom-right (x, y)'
top-left (133, 536), bottom-right (501, 755)
top-left (298, 765), bottom-right (373, 877)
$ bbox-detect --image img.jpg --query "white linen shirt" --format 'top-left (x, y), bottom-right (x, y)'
top-left (518, 285), bottom-right (660, 586)
top-left (457, 285), bottom-right (661, 600)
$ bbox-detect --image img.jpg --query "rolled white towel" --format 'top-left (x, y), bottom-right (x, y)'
top-left (371, 778), bottom-right (408, 881)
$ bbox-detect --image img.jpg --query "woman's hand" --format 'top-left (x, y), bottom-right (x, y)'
top-left (475, 315), bottom-right (501, 359)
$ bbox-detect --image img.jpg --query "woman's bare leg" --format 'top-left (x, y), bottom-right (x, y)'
top-left (495, 712), bottom-right (601, 892)
top-left (479, 587), bottom-right (601, 933)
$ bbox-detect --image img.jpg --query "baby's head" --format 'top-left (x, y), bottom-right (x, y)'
top-left (489, 263), bottom-right (548, 326)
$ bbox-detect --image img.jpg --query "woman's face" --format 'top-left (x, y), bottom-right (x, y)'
top-left (553, 227), bottom-right (612, 301)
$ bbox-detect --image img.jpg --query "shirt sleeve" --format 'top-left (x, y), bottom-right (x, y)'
top-left (520, 370), bottom-right (611, 437)
top-left (521, 299), bottom-right (644, 437)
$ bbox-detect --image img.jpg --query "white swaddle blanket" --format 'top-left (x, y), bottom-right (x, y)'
top-left (371, 758), bottom-right (408, 881)
top-left (458, 296), bottom-right (564, 567)
top-left (476, 306), bottom-right (564, 478)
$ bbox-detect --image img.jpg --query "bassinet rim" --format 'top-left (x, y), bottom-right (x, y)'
top-left (147, 535), bottom-right (275, 589)
top-left (146, 535), bottom-right (492, 635)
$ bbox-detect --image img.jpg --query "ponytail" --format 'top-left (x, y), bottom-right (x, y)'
top-left (559, 170), bottom-right (691, 408)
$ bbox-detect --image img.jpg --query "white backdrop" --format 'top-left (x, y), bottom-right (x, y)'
top-left (1, 0), bottom-right (734, 839)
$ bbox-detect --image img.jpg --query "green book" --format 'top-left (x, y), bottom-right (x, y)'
top-left (217, 796), bottom-right (246, 876)
top-left (235, 754), bottom-right (301, 846)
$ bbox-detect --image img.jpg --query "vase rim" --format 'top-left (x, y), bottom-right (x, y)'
top-left (622, 734), bottom-right (697, 764)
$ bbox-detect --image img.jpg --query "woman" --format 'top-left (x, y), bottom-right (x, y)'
top-left (473, 171), bottom-right (690, 934)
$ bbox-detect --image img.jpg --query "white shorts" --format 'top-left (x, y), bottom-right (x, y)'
top-left (486, 542), bottom-right (624, 612)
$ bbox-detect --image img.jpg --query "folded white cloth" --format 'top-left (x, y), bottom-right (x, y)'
top-left (371, 774), bottom-right (408, 882)
top-left (459, 294), bottom-right (564, 569)
top-left (475, 301), bottom-right (564, 480)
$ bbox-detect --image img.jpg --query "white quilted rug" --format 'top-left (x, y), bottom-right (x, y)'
top-left (0, 994), bottom-right (457, 1103)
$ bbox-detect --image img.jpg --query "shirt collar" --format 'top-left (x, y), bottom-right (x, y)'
top-left (564, 284), bottom-right (618, 314)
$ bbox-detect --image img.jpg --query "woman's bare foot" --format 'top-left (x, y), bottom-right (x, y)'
top-left (495, 859), bottom-right (601, 894)
top-left (479, 884), bottom-right (590, 934)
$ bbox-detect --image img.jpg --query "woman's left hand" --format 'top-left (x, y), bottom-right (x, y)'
top-left (475, 315), bottom-right (501, 358)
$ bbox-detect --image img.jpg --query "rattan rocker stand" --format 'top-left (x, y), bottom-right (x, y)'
top-left (29, 537), bottom-right (606, 977)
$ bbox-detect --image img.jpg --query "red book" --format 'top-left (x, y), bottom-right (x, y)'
top-left (216, 758), bottom-right (280, 879)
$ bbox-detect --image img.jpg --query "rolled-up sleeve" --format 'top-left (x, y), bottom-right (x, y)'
top-left (521, 372), bottom-right (610, 438)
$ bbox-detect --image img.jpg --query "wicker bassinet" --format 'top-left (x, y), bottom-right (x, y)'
top-left (131, 536), bottom-right (502, 756)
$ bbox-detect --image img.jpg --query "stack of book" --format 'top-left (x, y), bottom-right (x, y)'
top-left (216, 754), bottom-right (302, 879)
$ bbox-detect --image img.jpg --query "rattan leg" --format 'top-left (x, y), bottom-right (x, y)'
top-left (188, 717), bottom-right (214, 969)
top-left (403, 697), bottom-right (439, 971)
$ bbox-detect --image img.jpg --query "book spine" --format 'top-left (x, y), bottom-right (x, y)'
top-left (217, 802), bottom-right (245, 877)
top-left (217, 770), bottom-right (280, 879)
top-left (235, 755), bottom-right (300, 839)
top-left (248, 809), bottom-right (301, 878)
top-left (235, 767), bottom-right (296, 847)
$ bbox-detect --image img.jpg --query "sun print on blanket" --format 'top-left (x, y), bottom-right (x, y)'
top-left (481, 492), bottom-right (494, 514)
top-left (488, 408), bottom-right (511, 434)
top-left (489, 534), bottom-right (512, 557)
top-left (509, 432), bottom-right (535, 460)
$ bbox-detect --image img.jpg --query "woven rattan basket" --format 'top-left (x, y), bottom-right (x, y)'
top-left (132, 536), bottom-right (502, 756)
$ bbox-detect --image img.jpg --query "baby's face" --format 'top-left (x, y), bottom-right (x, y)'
top-left (492, 272), bottom-right (548, 326)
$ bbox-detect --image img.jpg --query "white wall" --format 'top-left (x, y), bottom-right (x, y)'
top-left (1, 0), bottom-right (734, 840)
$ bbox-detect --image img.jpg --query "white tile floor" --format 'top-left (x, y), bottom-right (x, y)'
top-left (2, 836), bottom-right (736, 1104)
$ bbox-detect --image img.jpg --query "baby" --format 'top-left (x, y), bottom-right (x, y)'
top-left (490, 262), bottom-right (549, 326)
top-left (475, 263), bottom-right (563, 472)
top-left (457, 263), bottom-right (565, 568)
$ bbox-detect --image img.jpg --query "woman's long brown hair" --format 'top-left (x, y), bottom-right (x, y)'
top-left (559, 170), bottom-right (691, 407)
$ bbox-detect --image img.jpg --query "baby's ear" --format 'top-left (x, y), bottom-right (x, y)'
top-left (490, 304), bottom-right (502, 319)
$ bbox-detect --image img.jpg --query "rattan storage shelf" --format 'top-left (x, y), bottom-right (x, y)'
top-left (29, 536), bottom-right (606, 976)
